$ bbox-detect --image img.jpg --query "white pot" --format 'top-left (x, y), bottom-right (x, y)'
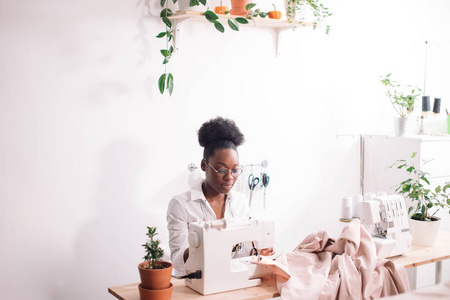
top-left (285, 0), bottom-right (313, 23)
top-left (177, 0), bottom-right (206, 12)
top-left (409, 217), bottom-right (441, 247)
top-left (393, 117), bottom-right (410, 136)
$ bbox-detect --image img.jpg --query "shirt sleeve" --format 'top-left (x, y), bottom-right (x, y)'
top-left (166, 197), bottom-right (189, 271)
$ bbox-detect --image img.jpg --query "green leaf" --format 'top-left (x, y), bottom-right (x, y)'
top-left (158, 74), bottom-right (167, 94)
top-left (246, 3), bottom-right (256, 10)
top-left (189, 0), bottom-right (198, 6)
top-left (406, 166), bottom-right (414, 173)
top-left (408, 206), bottom-right (413, 214)
top-left (167, 73), bottom-right (174, 96)
top-left (160, 49), bottom-right (169, 57)
top-left (411, 152), bottom-right (417, 158)
top-left (228, 19), bottom-right (239, 31)
top-left (156, 32), bottom-right (167, 38)
top-left (172, 0), bottom-right (178, 4)
top-left (161, 0), bottom-right (166, 7)
top-left (213, 21), bottom-right (225, 33)
top-left (235, 17), bottom-right (249, 24)
top-left (199, 0), bottom-right (207, 6)
top-left (160, 8), bottom-right (173, 17)
top-left (427, 202), bottom-right (433, 208)
top-left (162, 16), bottom-right (172, 28)
top-left (421, 176), bottom-right (430, 185)
top-left (204, 10), bottom-right (219, 22)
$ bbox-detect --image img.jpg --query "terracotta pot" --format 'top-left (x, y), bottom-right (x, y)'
top-left (138, 283), bottom-right (173, 300)
top-left (138, 261), bottom-right (173, 290)
top-left (230, 0), bottom-right (252, 16)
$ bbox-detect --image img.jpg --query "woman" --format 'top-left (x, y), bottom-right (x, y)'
top-left (166, 117), bottom-right (250, 272)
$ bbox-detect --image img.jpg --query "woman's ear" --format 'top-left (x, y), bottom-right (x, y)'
top-left (200, 159), bottom-right (207, 171)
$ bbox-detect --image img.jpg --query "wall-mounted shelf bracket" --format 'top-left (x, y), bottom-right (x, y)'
top-left (173, 18), bottom-right (191, 52)
top-left (275, 27), bottom-right (294, 57)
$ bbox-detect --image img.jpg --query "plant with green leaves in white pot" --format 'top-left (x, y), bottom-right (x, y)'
top-left (391, 152), bottom-right (450, 246)
top-left (284, 0), bottom-right (331, 34)
top-left (178, 0), bottom-right (207, 12)
top-left (380, 73), bottom-right (422, 136)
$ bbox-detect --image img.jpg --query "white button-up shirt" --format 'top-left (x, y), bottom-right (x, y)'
top-left (166, 179), bottom-right (250, 271)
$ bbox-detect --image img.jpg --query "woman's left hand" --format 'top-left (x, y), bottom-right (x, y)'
top-left (259, 247), bottom-right (275, 256)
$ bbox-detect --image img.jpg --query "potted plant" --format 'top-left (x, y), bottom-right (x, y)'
top-left (138, 226), bottom-right (174, 300)
top-left (284, 0), bottom-right (331, 34)
top-left (178, 0), bottom-right (207, 12)
top-left (391, 152), bottom-right (450, 246)
top-left (380, 73), bottom-right (422, 136)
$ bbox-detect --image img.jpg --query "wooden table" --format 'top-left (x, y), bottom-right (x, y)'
top-left (390, 231), bottom-right (450, 287)
top-left (109, 232), bottom-right (450, 299)
top-left (108, 275), bottom-right (279, 300)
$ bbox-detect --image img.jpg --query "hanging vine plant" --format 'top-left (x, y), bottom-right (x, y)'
top-left (156, 0), bottom-right (177, 96)
top-left (156, 2), bottom-right (253, 96)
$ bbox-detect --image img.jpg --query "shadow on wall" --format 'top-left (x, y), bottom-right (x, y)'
top-left (52, 140), bottom-right (152, 300)
top-left (52, 139), bottom-right (198, 300)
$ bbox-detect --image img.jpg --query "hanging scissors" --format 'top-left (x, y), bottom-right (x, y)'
top-left (248, 174), bottom-right (259, 207)
top-left (261, 173), bottom-right (270, 209)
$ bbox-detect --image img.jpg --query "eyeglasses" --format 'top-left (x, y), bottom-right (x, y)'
top-left (208, 162), bottom-right (243, 178)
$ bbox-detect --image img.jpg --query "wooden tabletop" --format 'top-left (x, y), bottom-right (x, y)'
top-left (108, 275), bottom-right (279, 300)
top-left (389, 231), bottom-right (450, 268)
top-left (109, 232), bottom-right (450, 300)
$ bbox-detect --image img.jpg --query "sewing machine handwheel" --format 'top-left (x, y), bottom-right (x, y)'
top-left (188, 232), bottom-right (200, 248)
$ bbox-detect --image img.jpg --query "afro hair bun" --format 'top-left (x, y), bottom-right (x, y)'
top-left (198, 117), bottom-right (245, 148)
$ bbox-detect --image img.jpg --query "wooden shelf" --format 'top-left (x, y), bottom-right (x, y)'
top-left (171, 10), bottom-right (312, 28)
top-left (169, 10), bottom-right (312, 56)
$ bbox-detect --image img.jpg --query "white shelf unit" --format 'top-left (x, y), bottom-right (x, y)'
top-left (362, 134), bottom-right (450, 232)
top-left (362, 135), bottom-right (450, 195)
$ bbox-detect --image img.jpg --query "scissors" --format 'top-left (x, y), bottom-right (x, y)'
top-left (261, 173), bottom-right (270, 209)
top-left (248, 174), bottom-right (259, 207)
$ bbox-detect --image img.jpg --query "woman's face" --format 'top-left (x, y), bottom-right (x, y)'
top-left (202, 148), bottom-right (240, 195)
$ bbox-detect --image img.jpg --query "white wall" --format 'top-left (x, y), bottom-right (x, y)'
top-left (1, 0), bottom-right (449, 299)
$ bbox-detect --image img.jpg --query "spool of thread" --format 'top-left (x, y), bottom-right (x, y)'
top-left (341, 196), bottom-right (353, 220)
top-left (364, 193), bottom-right (376, 201)
top-left (433, 98), bottom-right (441, 113)
top-left (352, 194), bottom-right (363, 218)
top-left (422, 96), bottom-right (430, 112)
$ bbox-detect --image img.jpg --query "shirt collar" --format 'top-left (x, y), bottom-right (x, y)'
top-left (189, 180), bottom-right (235, 203)
top-left (190, 179), bottom-right (207, 202)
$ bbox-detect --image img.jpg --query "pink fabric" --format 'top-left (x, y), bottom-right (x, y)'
top-left (273, 220), bottom-right (410, 299)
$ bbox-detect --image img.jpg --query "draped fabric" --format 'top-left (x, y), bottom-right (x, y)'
top-left (262, 220), bottom-right (410, 299)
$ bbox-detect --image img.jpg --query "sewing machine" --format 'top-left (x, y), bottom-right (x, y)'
top-left (360, 194), bottom-right (411, 258)
top-left (184, 218), bottom-right (275, 295)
